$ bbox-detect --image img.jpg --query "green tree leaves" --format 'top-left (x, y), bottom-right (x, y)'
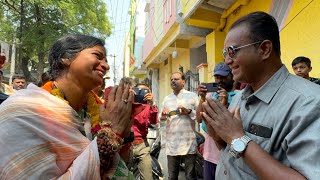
top-left (0, 0), bottom-right (112, 80)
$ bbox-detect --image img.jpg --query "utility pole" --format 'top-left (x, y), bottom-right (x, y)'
top-left (108, 54), bottom-right (117, 85)
top-left (9, 30), bottom-right (16, 84)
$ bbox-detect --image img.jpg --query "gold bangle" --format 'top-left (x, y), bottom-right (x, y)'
top-left (97, 127), bottom-right (124, 152)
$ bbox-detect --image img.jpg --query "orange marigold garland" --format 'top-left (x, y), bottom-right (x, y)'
top-left (86, 91), bottom-right (101, 128)
top-left (42, 81), bottom-right (101, 129)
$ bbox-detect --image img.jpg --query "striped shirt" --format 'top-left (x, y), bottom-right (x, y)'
top-left (160, 89), bottom-right (199, 156)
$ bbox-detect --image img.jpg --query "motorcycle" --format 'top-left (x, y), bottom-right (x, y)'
top-left (131, 124), bottom-right (164, 180)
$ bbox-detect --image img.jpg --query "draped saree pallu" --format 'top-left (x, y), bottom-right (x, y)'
top-left (0, 83), bottom-right (133, 179)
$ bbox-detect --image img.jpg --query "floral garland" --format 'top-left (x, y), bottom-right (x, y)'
top-left (41, 81), bottom-right (102, 129)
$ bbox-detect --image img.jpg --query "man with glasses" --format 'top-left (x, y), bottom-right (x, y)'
top-left (201, 11), bottom-right (320, 179)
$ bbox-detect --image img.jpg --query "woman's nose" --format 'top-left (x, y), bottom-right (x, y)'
top-left (101, 61), bottom-right (110, 71)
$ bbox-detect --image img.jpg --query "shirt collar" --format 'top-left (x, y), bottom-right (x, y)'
top-left (172, 88), bottom-right (185, 96)
top-left (243, 65), bottom-right (289, 104)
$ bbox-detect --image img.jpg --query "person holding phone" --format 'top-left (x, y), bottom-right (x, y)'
top-left (196, 62), bottom-right (236, 180)
top-left (130, 83), bottom-right (158, 180)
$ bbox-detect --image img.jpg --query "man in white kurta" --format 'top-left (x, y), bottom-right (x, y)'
top-left (159, 72), bottom-right (199, 180)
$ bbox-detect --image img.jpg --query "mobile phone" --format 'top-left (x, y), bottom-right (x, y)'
top-left (168, 109), bottom-right (181, 117)
top-left (204, 82), bottom-right (219, 92)
top-left (133, 87), bottom-right (150, 104)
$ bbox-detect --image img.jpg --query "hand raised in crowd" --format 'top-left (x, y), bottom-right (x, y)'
top-left (160, 107), bottom-right (170, 120)
top-left (143, 92), bottom-right (154, 105)
top-left (201, 113), bottom-right (226, 149)
top-left (101, 80), bottom-right (134, 138)
top-left (217, 88), bottom-right (228, 107)
top-left (201, 98), bottom-right (244, 144)
top-left (197, 83), bottom-right (207, 100)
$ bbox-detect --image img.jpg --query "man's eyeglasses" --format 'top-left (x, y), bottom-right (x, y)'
top-left (222, 41), bottom-right (262, 59)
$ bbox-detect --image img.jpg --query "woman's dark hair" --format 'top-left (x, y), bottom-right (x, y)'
top-left (230, 11), bottom-right (281, 57)
top-left (48, 34), bottom-right (105, 80)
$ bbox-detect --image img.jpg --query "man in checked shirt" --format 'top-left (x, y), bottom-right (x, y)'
top-left (159, 72), bottom-right (199, 180)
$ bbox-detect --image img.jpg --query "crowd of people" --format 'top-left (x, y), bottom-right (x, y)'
top-left (0, 11), bottom-right (320, 180)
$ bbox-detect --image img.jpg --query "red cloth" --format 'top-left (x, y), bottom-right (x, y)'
top-left (0, 55), bottom-right (6, 69)
top-left (131, 103), bottom-right (158, 140)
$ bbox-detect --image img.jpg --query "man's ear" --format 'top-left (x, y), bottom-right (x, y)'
top-left (309, 66), bottom-right (312, 72)
top-left (259, 40), bottom-right (272, 60)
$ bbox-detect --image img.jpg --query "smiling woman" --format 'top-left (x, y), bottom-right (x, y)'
top-left (0, 34), bottom-right (134, 179)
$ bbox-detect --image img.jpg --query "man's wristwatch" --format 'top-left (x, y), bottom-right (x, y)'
top-left (229, 135), bottom-right (251, 158)
top-left (123, 131), bottom-right (134, 144)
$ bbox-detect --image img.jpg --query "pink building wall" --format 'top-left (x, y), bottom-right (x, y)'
top-left (143, 0), bottom-right (155, 61)
top-left (163, 0), bottom-right (176, 33)
top-left (143, 0), bottom-right (177, 62)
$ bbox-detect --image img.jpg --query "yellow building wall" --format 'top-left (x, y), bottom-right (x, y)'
top-left (171, 48), bottom-right (190, 75)
top-left (182, 0), bottom-right (202, 17)
top-left (158, 49), bottom-right (190, 106)
top-left (206, 31), bottom-right (226, 83)
top-left (197, 64), bottom-right (208, 83)
top-left (158, 58), bottom-right (171, 107)
top-left (280, 0), bottom-right (320, 77)
top-left (223, 0), bottom-right (273, 32)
